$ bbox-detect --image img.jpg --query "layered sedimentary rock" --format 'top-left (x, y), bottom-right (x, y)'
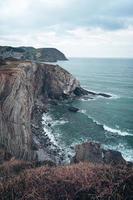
top-left (0, 61), bottom-right (80, 161)
top-left (0, 46), bottom-right (67, 62)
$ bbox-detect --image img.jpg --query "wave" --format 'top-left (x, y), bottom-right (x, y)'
top-left (80, 97), bottom-right (96, 102)
top-left (78, 109), bottom-right (87, 114)
top-left (103, 125), bottom-right (133, 136)
top-left (92, 118), bottom-right (132, 137)
top-left (42, 114), bottom-right (58, 146)
top-left (52, 119), bottom-right (69, 126)
top-left (78, 109), bottom-right (132, 137)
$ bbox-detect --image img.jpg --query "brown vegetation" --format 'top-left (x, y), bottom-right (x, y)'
top-left (0, 160), bottom-right (133, 200)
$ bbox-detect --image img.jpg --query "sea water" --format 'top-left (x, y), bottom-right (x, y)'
top-left (43, 58), bottom-right (133, 162)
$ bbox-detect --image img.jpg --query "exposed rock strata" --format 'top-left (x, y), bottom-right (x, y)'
top-left (0, 61), bottom-right (80, 162)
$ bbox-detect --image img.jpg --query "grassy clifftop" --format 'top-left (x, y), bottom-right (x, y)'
top-left (0, 159), bottom-right (132, 200)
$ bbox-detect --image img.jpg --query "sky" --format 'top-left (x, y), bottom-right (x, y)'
top-left (0, 0), bottom-right (133, 58)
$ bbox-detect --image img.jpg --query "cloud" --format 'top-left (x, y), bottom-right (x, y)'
top-left (0, 26), bottom-right (133, 57)
top-left (0, 0), bottom-right (133, 57)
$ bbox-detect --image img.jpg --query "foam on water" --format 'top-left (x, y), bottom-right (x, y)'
top-left (42, 113), bottom-right (73, 162)
top-left (52, 119), bottom-right (69, 126)
top-left (79, 109), bottom-right (133, 137)
top-left (78, 109), bottom-right (87, 114)
top-left (103, 125), bottom-right (133, 136)
top-left (42, 114), bottom-right (58, 146)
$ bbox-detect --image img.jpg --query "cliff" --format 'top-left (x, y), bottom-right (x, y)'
top-left (0, 46), bottom-right (68, 62)
top-left (0, 60), bottom-right (80, 162)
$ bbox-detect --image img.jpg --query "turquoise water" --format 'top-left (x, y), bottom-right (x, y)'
top-left (44, 58), bottom-right (133, 161)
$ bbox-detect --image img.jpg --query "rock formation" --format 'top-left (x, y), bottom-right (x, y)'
top-left (0, 46), bottom-right (68, 62)
top-left (0, 60), bottom-right (81, 162)
top-left (72, 142), bottom-right (126, 165)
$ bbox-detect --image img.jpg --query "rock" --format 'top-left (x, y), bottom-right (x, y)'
top-left (98, 93), bottom-right (111, 98)
top-left (103, 149), bottom-right (126, 165)
top-left (50, 100), bottom-right (58, 105)
top-left (0, 148), bottom-right (12, 164)
top-left (35, 160), bottom-right (56, 167)
top-left (48, 123), bottom-right (51, 127)
top-left (71, 141), bottom-right (126, 165)
top-left (73, 87), bottom-right (89, 96)
top-left (68, 107), bottom-right (79, 112)
top-left (0, 58), bottom-right (6, 66)
top-left (0, 46), bottom-right (68, 62)
top-left (72, 142), bottom-right (103, 164)
top-left (73, 87), bottom-right (111, 99)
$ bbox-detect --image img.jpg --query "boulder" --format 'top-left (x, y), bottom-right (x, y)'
top-left (103, 149), bottom-right (126, 165)
top-left (68, 107), bottom-right (79, 112)
top-left (72, 142), bottom-right (103, 164)
top-left (71, 141), bottom-right (126, 165)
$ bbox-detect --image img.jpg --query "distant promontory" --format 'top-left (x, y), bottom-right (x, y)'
top-left (0, 46), bottom-right (68, 62)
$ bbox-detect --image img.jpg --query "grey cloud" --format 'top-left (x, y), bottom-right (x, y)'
top-left (0, 0), bottom-right (133, 36)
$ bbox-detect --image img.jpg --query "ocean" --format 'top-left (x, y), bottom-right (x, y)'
top-left (43, 58), bottom-right (133, 162)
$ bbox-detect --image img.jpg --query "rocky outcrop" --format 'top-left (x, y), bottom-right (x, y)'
top-left (68, 107), bottom-right (79, 112)
top-left (0, 46), bottom-right (68, 62)
top-left (0, 60), bottom-right (80, 161)
top-left (73, 87), bottom-right (111, 98)
top-left (72, 142), bottom-right (126, 165)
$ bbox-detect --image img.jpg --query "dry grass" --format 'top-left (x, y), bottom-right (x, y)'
top-left (0, 161), bottom-right (132, 200)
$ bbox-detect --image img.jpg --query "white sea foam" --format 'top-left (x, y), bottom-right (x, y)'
top-left (42, 114), bottom-right (58, 146)
top-left (52, 119), bottom-right (68, 126)
top-left (79, 109), bottom-right (87, 114)
top-left (90, 117), bottom-right (132, 137)
top-left (103, 125), bottom-right (133, 136)
top-left (84, 113), bottom-right (132, 137)
top-left (80, 98), bottom-right (95, 102)
top-left (109, 93), bottom-right (120, 99)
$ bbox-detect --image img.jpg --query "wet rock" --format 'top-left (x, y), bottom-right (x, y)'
top-left (74, 87), bottom-right (89, 96)
top-left (68, 107), bottom-right (79, 112)
top-left (98, 93), bottom-right (111, 98)
top-left (71, 141), bottom-right (127, 165)
top-left (50, 100), bottom-right (58, 105)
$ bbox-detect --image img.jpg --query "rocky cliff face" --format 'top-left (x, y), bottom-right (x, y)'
top-left (0, 46), bottom-right (67, 62)
top-left (0, 61), bottom-right (80, 161)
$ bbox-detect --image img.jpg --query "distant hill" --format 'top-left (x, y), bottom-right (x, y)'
top-left (0, 46), bottom-right (68, 62)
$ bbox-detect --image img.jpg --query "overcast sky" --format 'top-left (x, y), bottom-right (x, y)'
top-left (0, 0), bottom-right (133, 57)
